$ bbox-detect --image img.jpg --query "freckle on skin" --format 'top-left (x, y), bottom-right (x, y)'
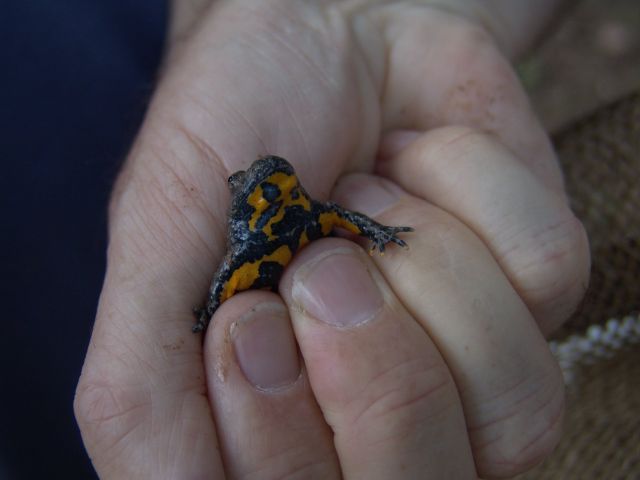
top-left (162, 341), bottom-right (183, 351)
top-left (445, 79), bottom-right (499, 124)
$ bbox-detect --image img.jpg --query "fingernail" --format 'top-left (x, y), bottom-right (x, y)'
top-left (232, 304), bottom-right (300, 390)
top-left (293, 249), bottom-right (383, 327)
top-left (337, 176), bottom-right (404, 217)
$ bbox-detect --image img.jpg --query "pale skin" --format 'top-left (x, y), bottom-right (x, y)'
top-left (75, 1), bottom-right (590, 478)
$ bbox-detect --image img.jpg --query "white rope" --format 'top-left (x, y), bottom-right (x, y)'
top-left (549, 313), bottom-right (640, 385)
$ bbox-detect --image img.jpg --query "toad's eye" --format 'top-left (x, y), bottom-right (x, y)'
top-left (228, 171), bottom-right (246, 193)
top-left (261, 182), bottom-right (280, 202)
top-left (290, 185), bottom-right (300, 200)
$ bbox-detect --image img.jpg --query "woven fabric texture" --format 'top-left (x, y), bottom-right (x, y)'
top-left (558, 93), bottom-right (640, 334)
top-left (516, 92), bottom-right (640, 479)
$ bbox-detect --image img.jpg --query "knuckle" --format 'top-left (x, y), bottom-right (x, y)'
top-left (396, 207), bottom-right (483, 274)
top-left (74, 379), bottom-right (140, 427)
top-left (74, 374), bottom-right (148, 460)
top-left (347, 354), bottom-right (456, 436)
top-left (417, 125), bottom-right (503, 165)
top-left (470, 364), bottom-right (565, 477)
top-left (514, 211), bottom-right (591, 327)
top-left (240, 449), bottom-right (338, 480)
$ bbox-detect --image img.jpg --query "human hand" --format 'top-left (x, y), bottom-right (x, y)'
top-left (75, 1), bottom-right (589, 478)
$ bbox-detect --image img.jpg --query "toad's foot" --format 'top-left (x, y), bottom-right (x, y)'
top-left (192, 307), bottom-right (209, 334)
top-left (368, 226), bottom-right (414, 254)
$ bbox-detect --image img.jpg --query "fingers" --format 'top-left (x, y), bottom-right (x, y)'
top-left (332, 175), bottom-right (565, 478)
top-left (378, 127), bottom-right (590, 334)
top-left (279, 238), bottom-right (477, 479)
top-left (368, 5), bottom-right (563, 191)
top-left (203, 290), bottom-right (341, 479)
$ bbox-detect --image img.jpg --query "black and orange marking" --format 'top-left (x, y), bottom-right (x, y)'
top-left (193, 155), bottom-right (412, 333)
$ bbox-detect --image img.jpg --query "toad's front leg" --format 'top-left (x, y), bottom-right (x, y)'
top-left (319, 201), bottom-right (413, 254)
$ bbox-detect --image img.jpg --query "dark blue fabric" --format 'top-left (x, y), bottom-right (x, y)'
top-left (0, 2), bottom-right (166, 477)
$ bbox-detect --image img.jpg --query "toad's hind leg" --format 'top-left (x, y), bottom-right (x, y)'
top-left (192, 256), bottom-right (233, 333)
top-left (192, 307), bottom-right (211, 334)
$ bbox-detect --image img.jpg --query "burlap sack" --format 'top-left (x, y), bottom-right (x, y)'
top-left (516, 92), bottom-right (639, 479)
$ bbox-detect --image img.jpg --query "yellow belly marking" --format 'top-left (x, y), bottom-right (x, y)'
top-left (220, 245), bottom-right (293, 302)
